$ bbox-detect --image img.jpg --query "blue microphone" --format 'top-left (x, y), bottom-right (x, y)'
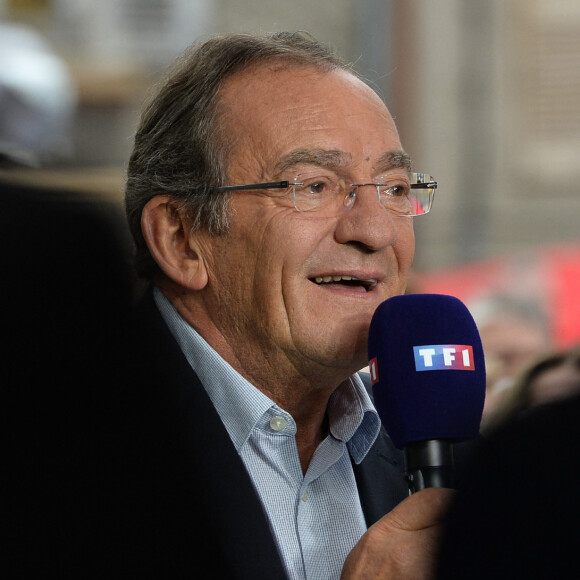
top-left (368, 294), bottom-right (486, 493)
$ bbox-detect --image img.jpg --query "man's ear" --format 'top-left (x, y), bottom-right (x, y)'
top-left (141, 196), bottom-right (209, 290)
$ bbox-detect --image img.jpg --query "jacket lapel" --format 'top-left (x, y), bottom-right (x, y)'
top-left (353, 372), bottom-right (408, 526)
top-left (352, 427), bottom-right (407, 526)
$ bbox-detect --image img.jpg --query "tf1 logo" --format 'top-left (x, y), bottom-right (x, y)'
top-left (413, 344), bottom-right (475, 372)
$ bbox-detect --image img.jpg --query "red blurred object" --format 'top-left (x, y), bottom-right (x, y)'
top-left (413, 243), bottom-right (580, 348)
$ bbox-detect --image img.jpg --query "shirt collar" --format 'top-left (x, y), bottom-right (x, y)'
top-left (153, 287), bottom-right (380, 462)
top-left (329, 374), bottom-right (381, 464)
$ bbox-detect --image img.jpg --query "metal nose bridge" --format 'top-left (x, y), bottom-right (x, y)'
top-left (345, 182), bottom-right (382, 207)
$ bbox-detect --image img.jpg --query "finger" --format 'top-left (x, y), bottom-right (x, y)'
top-left (384, 488), bottom-right (455, 532)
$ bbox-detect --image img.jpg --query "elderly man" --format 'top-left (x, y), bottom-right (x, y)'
top-left (123, 31), bottom-right (448, 579)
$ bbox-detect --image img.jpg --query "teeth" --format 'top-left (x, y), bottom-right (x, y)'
top-left (313, 275), bottom-right (377, 287)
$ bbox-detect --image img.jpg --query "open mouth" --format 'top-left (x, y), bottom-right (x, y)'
top-left (310, 275), bottom-right (378, 291)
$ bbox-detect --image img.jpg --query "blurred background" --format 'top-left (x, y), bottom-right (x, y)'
top-left (2, 0), bottom-right (580, 353)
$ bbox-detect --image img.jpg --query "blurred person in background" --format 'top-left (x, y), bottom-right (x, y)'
top-left (2, 168), bottom-right (136, 578)
top-left (0, 21), bottom-right (77, 168)
top-left (436, 347), bottom-right (580, 579)
top-left (481, 343), bottom-right (580, 433)
top-left (0, 21), bottom-right (138, 579)
top-left (522, 345), bottom-right (580, 405)
top-left (468, 293), bottom-right (552, 431)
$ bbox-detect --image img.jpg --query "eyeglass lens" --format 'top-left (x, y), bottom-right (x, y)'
top-left (292, 172), bottom-right (435, 216)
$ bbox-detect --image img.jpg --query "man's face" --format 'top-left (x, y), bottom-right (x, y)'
top-left (198, 64), bottom-right (415, 380)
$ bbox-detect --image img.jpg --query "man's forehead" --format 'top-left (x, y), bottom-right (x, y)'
top-left (219, 63), bottom-right (404, 176)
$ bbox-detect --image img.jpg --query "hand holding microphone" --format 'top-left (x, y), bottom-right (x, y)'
top-left (368, 294), bottom-right (486, 493)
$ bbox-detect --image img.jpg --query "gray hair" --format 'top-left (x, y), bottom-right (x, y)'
top-left (125, 31), bottom-right (355, 280)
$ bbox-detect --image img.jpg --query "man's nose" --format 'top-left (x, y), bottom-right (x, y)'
top-left (334, 184), bottom-right (404, 250)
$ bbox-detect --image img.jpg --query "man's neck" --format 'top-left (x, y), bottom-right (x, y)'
top-left (157, 282), bottom-right (356, 471)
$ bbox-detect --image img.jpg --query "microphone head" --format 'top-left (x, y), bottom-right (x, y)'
top-left (368, 294), bottom-right (486, 449)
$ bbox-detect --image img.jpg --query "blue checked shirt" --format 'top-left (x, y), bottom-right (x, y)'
top-left (154, 289), bottom-right (381, 579)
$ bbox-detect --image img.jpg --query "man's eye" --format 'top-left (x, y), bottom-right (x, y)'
top-left (302, 177), bottom-right (337, 195)
top-left (384, 185), bottom-right (409, 198)
top-left (307, 181), bottom-right (326, 194)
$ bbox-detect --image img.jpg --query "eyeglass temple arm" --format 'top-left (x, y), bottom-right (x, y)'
top-left (410, 181), bottom-right (437, 189)
top-left (212, 181), bottom-right (290, 193)
top-left (212, 180), bottom-right (435, 192)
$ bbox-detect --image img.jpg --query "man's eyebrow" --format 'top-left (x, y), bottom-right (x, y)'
top-left (375, 150), bottom-right (413, 173)
top-left (274, 149), bottom-right (353, 174)
top-left (274, 149), bottom-right (413, 175)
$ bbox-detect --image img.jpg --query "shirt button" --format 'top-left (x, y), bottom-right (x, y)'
top-left (269, 416), bottom-right (288, 431)
top-left (301, 491), bottom-right (309, 502)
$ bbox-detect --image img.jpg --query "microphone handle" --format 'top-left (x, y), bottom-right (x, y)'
top-left (404, 439), bottom-right (455, 493)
